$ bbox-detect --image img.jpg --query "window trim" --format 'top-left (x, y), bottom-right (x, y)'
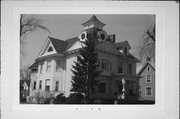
top-left (146, 74), bottom-right (151, 83)
top-left (45, 79), bottom-right (50, 91)
top-left (145, 86), bottom-right (152, 97)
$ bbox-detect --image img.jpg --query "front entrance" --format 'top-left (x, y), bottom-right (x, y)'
top-left (112, 80), bottom-right (123, 99)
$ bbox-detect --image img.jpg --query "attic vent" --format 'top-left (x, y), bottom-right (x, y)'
top-left (47, 46), bottom-right (53, 52)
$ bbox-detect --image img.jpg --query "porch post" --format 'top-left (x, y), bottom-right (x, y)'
top-left (121, 78), bottom-right (126, 99)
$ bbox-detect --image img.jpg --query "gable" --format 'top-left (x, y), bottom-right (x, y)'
top-left (38, 39), bottom-right (57, 57)
top-left (115, 41), bottom-right (131, 49)
top-left (137, 62), bottom-right (155, 75)
top-left (95, 41), bottom-right (120, 55)
top-left (66, 41), bottom-right (85, 52)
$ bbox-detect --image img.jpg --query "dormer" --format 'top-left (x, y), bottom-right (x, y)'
top-left (115, 41), bottom-right (131, 55)
top-left (82, 15), bottom-right (106, 30)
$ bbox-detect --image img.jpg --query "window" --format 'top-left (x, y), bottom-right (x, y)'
top-left (47, 46), bottom-right (53, 52)
top-left (40, 64), bottom-right (43, 73)
top-left (97, 82), bottom-right (106, 93)
top-left (147, 66), bottom-right (150, 71)
top-left (55, 81), bottom-right (59, 91)
top-left (146, 87), bottom-right (152, 96)
top-left (56, 60), bottom-right (62, 71)
top-left (45, 79), bottom-right (50, 91)
top-left (32, 68), bottom-right (38, 73)
top-left (128, 82), bottom-right (136, 96)
top-left (46, 60), bottom-right (51, 72)
top-left (118, 62), bottom-right (123, 73)
top-left (146, 75), bottom-right (151, 83)
top-left (39, 80), bottom-right (42, 89)
top-left (128, 64), bottom-right (132, 74)
top-left (124, 47), bottom-right (127, 54)
top-left (101, 59), bottom-right (110, 70)
top-left (33, 81), bottom-right (36, 90)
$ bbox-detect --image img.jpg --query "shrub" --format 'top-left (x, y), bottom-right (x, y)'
top-left (53, 93), bottom-right (67, 104)
top-left (65, 93), bottom-right (84, 104)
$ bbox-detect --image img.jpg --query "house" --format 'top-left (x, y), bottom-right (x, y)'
top-left (29, 15), bottom-right (141, 101)
top-left (137, 57), bottom-right (155, 101)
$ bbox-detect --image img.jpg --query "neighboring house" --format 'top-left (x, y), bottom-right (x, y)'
top-left (20, 80), bottom-right (30, 102)
top-left (137, 57), bottom-right (155, 101)
top-left (29, 15), bottom-right (141, 101)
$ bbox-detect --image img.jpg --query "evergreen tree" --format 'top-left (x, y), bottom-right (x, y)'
top-left (71, 31), bottom-right (100, 101)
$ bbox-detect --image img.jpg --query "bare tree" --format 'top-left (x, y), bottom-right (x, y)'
top-left (20, 14), bottom-right (51, 57)
top-left (20, 65), bottom-right (31, 81)
top-left (138, 20), bottom-right (155, 63)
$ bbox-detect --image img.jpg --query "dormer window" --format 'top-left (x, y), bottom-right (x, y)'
top-left (47, 46), bottom-right (53, 52)
top-left (124, 47), bottom-right (127, 54)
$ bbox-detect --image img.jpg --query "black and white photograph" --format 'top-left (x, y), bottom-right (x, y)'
top-left (20, 14), bottom-right (155, 105)
top-left (1, 1), bottom-right (179, 119)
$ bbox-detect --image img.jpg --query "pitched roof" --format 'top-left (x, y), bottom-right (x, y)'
top-left (65, 37), bottom-right (79, 50)
top-left (29, 62), bottom-right (39, 69)
top-left (115, 41), bottom-right (131, 49)
top-left (137, 62), bottom-right (155, 75)
top-left (82, 15), bottom-right (106, 26)
top-left (48, 36), bottom-right (68, 53)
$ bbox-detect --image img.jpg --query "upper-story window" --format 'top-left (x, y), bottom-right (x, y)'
top-left (56, 60), bottom-right (62, 71)
top-left (40, 64), bottom-right (43, 74)
top-left (147, 66), bottom-right (150, 71)
top-left (101, 59), bottom-right (111, 71)
top-left (46, 60), bottom-right (51, 72)
top-left (146, 74), bottom-right (151, 83)
top-left (128, 64), bottom-right (132, 74)
top-left (118, 62), bottom-right (123, 73)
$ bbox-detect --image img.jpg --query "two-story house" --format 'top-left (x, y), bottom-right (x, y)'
top-left (29, 15), bottom-right (141, 101)
top-left (137, 57), bottom-right (155, 101)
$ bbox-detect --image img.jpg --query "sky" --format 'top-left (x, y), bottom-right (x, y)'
top-left (21, 14), bottom-right (154, 67)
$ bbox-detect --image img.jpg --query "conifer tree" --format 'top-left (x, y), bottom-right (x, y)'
top-left (71, 31), bottom-right (100, 101)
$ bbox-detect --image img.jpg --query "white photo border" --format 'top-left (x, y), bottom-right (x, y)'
top-left (1, 1), bottom-right (179, 119)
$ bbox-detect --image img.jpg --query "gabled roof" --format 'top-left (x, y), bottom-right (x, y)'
top-left (48, 36), bottom-right (68, 53)
top-left (29, 61), bottom-right (39, 69)
top-left (65, 37), bottom-right (79, 50)
top-left (82, 15), bottom-right (106, 26)
top-left (115, 41), bottom-right (131, 49)
top-left (137, 62), bottom-right (155, 75)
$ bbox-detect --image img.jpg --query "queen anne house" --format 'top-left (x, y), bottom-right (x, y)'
top-left (29, 15), bottom-right (141, 101)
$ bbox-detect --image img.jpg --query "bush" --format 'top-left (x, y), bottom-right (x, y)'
top-left (65, 93), bottom-right (84, 104)
top-left (53, 93), bottom-right (67, 104)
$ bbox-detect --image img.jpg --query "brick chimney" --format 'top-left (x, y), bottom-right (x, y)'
top-left (146, 57), bottom-right (151, 62)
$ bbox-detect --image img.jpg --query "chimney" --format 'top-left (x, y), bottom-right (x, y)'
top-left (146, 57), bottom-right (151, 62)
top-left (108, 34), bottom-right (116, 43)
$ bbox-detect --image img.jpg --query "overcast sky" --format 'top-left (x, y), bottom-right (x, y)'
top-left (21, 14), bottom-right (154, 67)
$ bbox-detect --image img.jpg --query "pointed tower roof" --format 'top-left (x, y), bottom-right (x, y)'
top-left (82, 15), bottom-right (106, 26)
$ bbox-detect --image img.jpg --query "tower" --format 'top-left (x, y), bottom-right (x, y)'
top-left (78, 15), bottom-right (110, 43)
